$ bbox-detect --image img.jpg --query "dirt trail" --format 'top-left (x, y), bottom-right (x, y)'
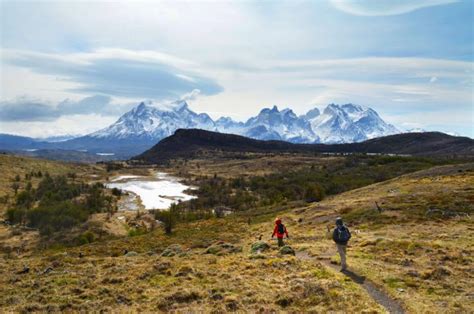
top-left (296, 251), bottom-right (405, 314)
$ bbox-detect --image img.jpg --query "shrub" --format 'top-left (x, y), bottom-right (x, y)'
top-left (155, 204), bottom-right (178, 234)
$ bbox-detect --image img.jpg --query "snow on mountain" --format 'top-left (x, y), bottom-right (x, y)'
top-left (238, 106), bottom-right (318, 143)
top-left (305, 104), bottom-right (399, 143)
top-left (405, 128), bottom-right (427, 133)
top-left (90, 100), bottom-right (215, 140)
top-left (79, 100), bottom-right (400, 157)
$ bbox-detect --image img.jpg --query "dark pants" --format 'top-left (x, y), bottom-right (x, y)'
top-left (277, 237), bottom-right (284, 247)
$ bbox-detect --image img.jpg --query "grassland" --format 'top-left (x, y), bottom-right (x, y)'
top-left (0, 153), bottom-right (472, 312)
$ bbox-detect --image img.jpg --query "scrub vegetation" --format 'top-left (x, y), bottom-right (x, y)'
top-left (0, 152), bottom-right (473, 312)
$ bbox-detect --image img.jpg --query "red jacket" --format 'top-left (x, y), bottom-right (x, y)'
top-left (272, 220), bottom-right (289, 238)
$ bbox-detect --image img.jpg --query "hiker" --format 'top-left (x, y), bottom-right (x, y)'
top-left (272, 217), bottom-right (289, 247)
top-left (332, 217), bottom-right (351, 271)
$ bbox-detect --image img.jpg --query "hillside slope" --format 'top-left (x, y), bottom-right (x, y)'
top-left (135, 129), bottom-right (474, 163)
top-left (1, 161), bottom-right (472, 312)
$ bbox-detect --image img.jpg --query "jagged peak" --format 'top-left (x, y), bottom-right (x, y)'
top-left (216, 116), bottom-right (236, 123)
top-left (259, 105), bottom-right (280, 114)
top-left (304, 107), bottom-right (321, 119)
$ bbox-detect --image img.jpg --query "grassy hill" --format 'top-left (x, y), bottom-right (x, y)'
top-left (135, 129), bottom-right (474, 163)
top-left (0, 153), bottom-right (472, 312)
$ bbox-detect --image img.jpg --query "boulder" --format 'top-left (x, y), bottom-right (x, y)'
top-left (279, 245), bottom-right (295, 256)
top-left (161, 244), bottom-right (184, 257)
top-left (250, 241), bottom-right (270, 254)
top-left (204, 241), bottom-right (242, 255)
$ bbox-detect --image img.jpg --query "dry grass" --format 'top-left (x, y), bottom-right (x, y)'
top-left (286, 163), bottom-right (474, 312)
top-left (1, 154), bottom-right (472, 312)
top-left (162, 154), bottom-right (341, 179)
top-left (0, 216), bottom-right (383, 312)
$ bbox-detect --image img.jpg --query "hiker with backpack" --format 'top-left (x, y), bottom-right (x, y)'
top-left (333, 217), bottom-right (351, 271)
top-left (272, 217), bottom-right (289, 247)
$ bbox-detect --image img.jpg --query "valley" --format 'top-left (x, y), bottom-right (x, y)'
top-left (0, 147), bottom-right (472, 312)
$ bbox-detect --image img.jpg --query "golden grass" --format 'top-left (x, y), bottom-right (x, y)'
top-left (1, 155), bottom-right (472, 312)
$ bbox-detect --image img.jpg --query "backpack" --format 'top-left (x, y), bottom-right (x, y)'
top-left (336, 226), bottom-right (351, 243)
top-left (277, 224), bottom-right (285, 234)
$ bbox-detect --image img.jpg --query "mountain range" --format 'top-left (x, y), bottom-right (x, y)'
top-left (91, 100), bottom-right (399, 144)
top-left (66, 100), bottom-right (399, 156)
top-left (0, 99), bottom-right (436, 160)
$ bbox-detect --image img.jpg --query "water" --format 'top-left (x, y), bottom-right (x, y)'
top-left (106, 172), bottom-right (196, 210)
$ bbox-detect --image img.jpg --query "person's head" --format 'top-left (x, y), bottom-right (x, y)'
top-left (335, 217), bottom-right (344, 226)
top-left (275, 217), bottom-right (282, 224)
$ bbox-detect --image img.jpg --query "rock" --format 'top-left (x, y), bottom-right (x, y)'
top-left (125, 251), bottom-right (138, 257)
top-left (158, 290), bottom-right (202, 310)
top-left (161, 244), bottom-right (183, 257)
top-left (279, 245), bottom-right (295, 256)
top-left (224, 296), bottom-right (239, 311)
top-left (406, 270), bottom-right (420, 277)
top-left (397, 288), bottom-right (405, 293)
top-left (116, 295), bottom-right (132, 305)
top-left (275, 295), bottom-right (293, 307)
top-left (429, 267), bottom-right (452, 279)
top-left (16, 266), bottom-right (30, 275)
top-left (204, 241), bottom-right (242, 255)
top-left (401, 259), bottom-right (413, 267)
top-left (250, 241), bottom-right (270, 254)
top-left (154, 261), bottom-right (172, 274)
top-left (41, 267), bottom-right (53, 275)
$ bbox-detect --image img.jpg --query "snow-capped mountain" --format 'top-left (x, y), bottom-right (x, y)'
top-left (216, 106), bottom-right (318, 143)
top-left (90, 100), bottom-right (215, 140)
top-left (304, 104), bottom-right (399, 143)
top-left (62, 100), bottom-right (399, 157)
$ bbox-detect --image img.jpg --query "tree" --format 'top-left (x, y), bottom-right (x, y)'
top-left (304, 184), bottom-right (325, 203)
top-left (156, 204), bottom-right (178, 235)
top-left (11, 182), bottom-right (20, 195)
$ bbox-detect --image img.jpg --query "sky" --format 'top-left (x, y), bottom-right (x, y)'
top-left (0, 0), bottom-right (473, 138)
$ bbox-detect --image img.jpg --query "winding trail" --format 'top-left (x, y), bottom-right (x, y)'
top-left (296, 251), bottom-right (405, 314)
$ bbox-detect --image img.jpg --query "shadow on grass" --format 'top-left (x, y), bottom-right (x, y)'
top-left (341, 269), bottom-right (366, 284)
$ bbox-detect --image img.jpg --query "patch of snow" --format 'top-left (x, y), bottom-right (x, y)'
top-left (106, 172), bottom-right (196, 210)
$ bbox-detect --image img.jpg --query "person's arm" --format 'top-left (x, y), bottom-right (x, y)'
top-left (285, 226), bottom-right (289, 238)
top-left (332, 228), bottom-right (338, 242)
top-left (271, 225), bottom-right (277, 238)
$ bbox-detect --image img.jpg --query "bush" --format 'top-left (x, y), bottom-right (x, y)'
top-left (77, 231), bottom-right (96, 245)
top-left (155, 204), bottom-right (178, 234)
top-left (6, 174), bottom-right (115, 236)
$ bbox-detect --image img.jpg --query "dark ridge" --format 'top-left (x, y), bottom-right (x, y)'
top-left (133, 129), bottom-right (474, 163)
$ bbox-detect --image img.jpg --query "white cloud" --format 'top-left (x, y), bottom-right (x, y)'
top-left (2, 48), bottom-right (222, 100)
top-left (0, 114), bottom-right (117, 138)
top-left (330, 0), bottom-right (458, 16)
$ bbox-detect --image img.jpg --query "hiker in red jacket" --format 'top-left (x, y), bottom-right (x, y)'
top-left (272, 218), bottom-right (289, 247)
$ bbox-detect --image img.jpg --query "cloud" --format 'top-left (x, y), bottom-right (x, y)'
top-left (0, 97), bottom-right (57, 122)
top-left (180, 89), bottom-right (201, 101)
top-left (330, 0), bottom-right (458, 16)
top-left (0, 114), bottom-right (118, 138)
top-left (3, 49), bottom-right (223, 100)
top-left (0, 95), bottom-right (137, 122)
